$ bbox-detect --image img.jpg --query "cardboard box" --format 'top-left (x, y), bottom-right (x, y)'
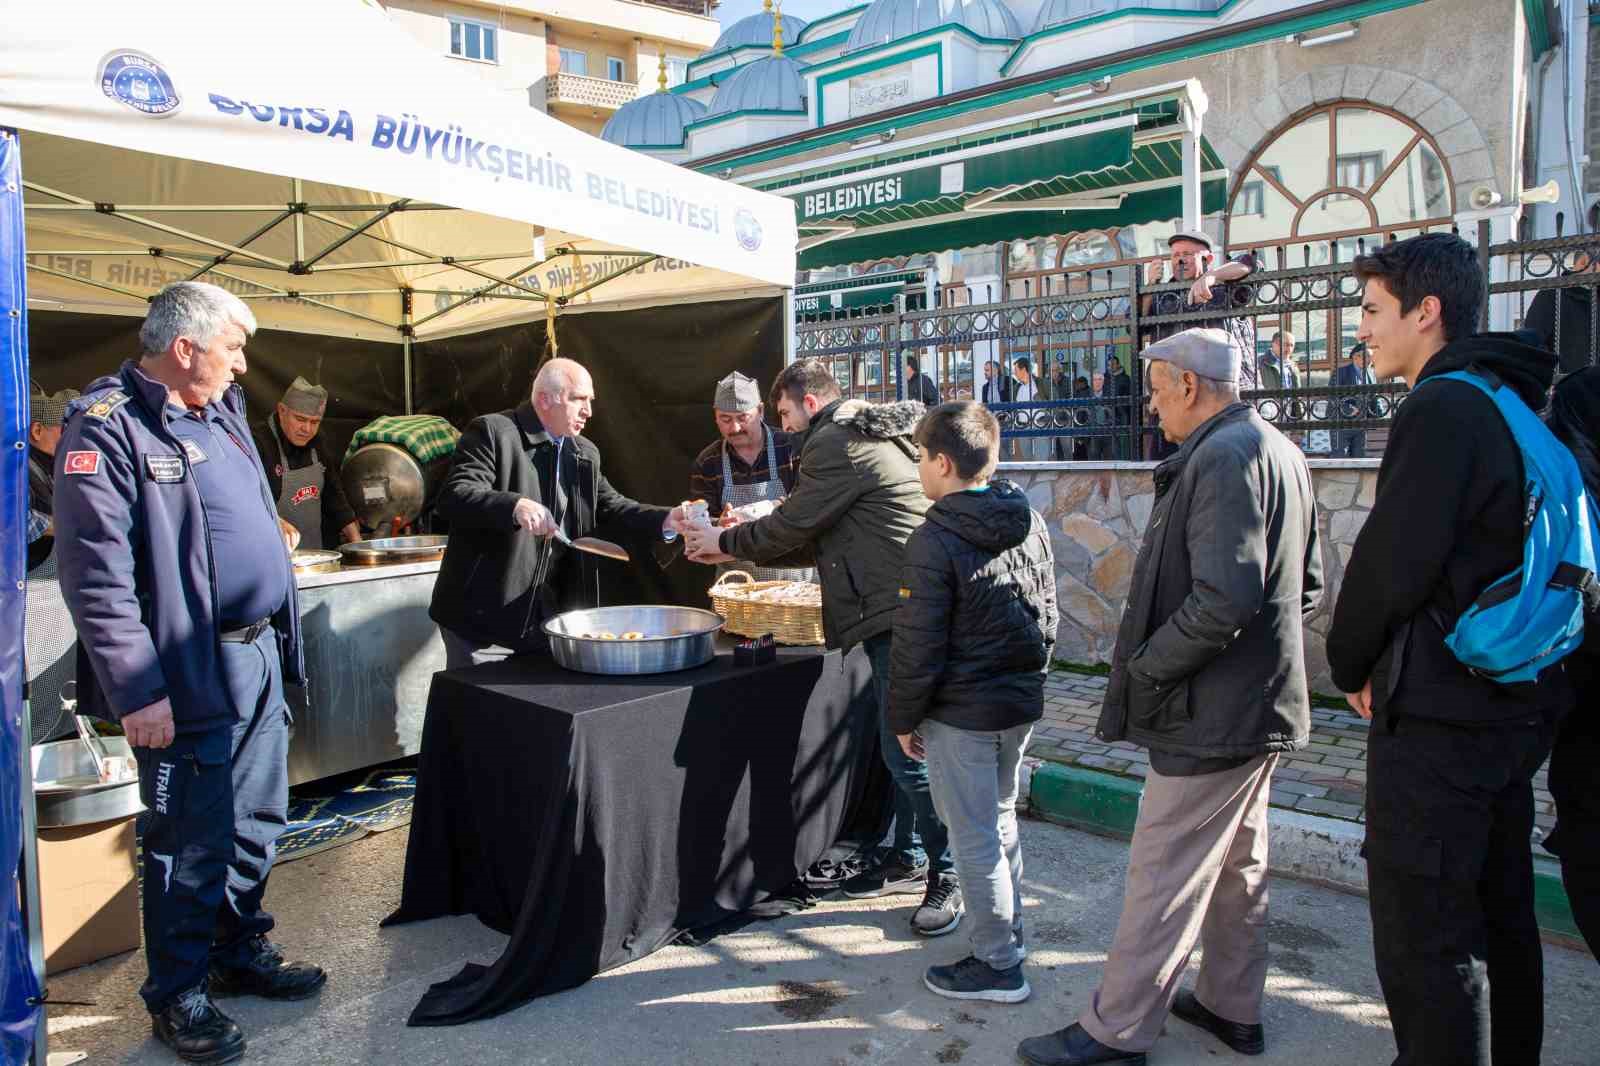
top-left (38, 816), bottom-right (141, 975)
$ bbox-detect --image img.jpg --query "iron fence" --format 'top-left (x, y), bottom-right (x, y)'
top-left (795, 220), bottom-right (1600, 462)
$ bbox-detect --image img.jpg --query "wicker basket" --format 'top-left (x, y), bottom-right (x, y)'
top-left (709, 570), bottom-right (825, 646)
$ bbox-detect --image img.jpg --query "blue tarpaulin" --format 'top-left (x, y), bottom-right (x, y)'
top-left (0, 126), bottom-right (43, 1063)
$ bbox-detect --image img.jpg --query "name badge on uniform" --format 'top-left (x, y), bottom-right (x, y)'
top-left (181, 439), bottom-right (207, 464)
top-left (146, 454), bottom-right (186, 483)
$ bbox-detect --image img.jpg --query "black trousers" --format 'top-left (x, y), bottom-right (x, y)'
top-left (1364, 711), bottom-right (1556, 1066)
top-left (1545, 706), bottom-right (1600, 960)
top-left (132, 631), bottom-right (290, 1013)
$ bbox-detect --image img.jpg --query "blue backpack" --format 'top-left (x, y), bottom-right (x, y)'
top-left (1415, 368), bottom-right (1600, 684)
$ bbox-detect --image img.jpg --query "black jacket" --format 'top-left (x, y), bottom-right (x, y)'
top-left (1525, 284), bottom-right (1596, 375)
top-left (1097, 404), bottom-right (1322, 759)
top-left (428, 403), bottom-right (669, 650)
top-left (908, 372), bottom-right (940, 406)
top-left (1328, 334), bottom-right (1572, 722)
top-left (887, 481), bottom-right (1058, 734)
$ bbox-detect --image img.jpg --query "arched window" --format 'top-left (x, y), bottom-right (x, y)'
top-left (1227, 102), bottom-right (1455, 370)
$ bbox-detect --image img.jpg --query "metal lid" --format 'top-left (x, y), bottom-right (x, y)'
top-left (340, 442), bottom-right (426, 531)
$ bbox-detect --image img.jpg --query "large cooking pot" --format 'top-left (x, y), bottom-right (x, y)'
top-left (544, 606), bottom-right (723, 675)
top-left (338, 535), bottom-right (449, 565)
top-left (341, 442), bottom-right (434, 531)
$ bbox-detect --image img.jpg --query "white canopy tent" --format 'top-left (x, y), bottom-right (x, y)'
top-left (0, 0), bottom-right (797, 405)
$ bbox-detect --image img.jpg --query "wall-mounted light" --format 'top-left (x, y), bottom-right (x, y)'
top-left (1292, 25), bottom-right (1358, 48)
top-left (850, 128), bottom-right (897, 149)
top-left (1051, 77), bottom-right (1111, 104)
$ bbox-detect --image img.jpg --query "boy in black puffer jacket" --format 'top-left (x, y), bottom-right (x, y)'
top-left (888, 401), bottom-right (1058, 1006)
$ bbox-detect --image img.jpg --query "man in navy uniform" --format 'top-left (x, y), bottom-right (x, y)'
top-left (54, 281), bottom-right (325, 1064)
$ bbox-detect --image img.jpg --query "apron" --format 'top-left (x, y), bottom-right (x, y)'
top-left (720, 428), bottom-right (815, 584)
top-left (270, 418), bottom-right (325, 551)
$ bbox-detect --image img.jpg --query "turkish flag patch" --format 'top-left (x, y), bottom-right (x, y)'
top-left (64, 450), bottom-right (102, 476)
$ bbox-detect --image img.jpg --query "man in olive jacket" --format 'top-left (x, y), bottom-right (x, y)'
top-left (1020, 328), bottom-right (1322, 1066)
top-left (683, 359), bottom-right (959, 934)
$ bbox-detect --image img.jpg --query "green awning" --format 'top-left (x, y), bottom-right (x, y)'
top-left (788, 125), bottom-right (1135, 229)
top-left (797, 178), bottom-right (1228, 270)
top-left (793, 278), bottom-right (911, 314)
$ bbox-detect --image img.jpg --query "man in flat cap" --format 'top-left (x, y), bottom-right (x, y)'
top-left (1019, 328), bottom-right (1322, 1066)
top-left (26, 387), bottom-right (78, 569)
top-left (250, 377), bottom-right (360, 550)
top-left (687, 370), bottom-right (812, 581)
top-left (1142, 229), bottom-right (1261, 389)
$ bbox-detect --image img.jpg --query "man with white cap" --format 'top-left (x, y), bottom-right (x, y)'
top-left (687, 370), bottom-right (812, 582)
top-left (250, 377), bottom-right (360, 550)
top-left (1018, 328), bottom-right (1321, 1066)
top-left (1143, 230), bottom-right (1260, 389)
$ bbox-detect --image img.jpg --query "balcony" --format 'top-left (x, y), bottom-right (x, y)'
top-left (546, 72), bottom-right (639, 113)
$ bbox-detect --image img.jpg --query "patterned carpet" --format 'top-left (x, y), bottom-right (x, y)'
top-left (278, 769), bottom-right (416, 863)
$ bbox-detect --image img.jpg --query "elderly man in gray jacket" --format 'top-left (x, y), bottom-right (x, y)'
top-left (1019, 328), bottom-right (1323, 1066)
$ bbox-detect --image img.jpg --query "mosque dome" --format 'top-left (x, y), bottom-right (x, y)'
top-left (705, 54), bottom-right (808, 119)
top-left (846, 0), bottom-right (1022, 52)
top-left (712, 6), bottom-right (810, 53)
top-left (1033, 0), bottom-right (1220, 32)
top-left (600, 90), bottom-right (708, 148)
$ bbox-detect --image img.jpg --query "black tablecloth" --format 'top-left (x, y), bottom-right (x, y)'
top-left (382, 645), bottom-right (881, 1026)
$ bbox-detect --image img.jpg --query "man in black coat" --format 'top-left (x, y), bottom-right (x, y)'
top-left (1328, 233), bottom-right (1572, 1066)
top-left (980, 360), bottom-right (1013, 406)
top-left (428, 358), bottom-right (688, 668)
top-left (1020, 328), bottom-right (1321, 1066)
top-left (905, 355), bottom-right (940, 405)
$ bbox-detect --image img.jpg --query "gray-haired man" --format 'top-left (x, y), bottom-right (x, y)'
top-left (1019, 328), bottom-right (1322, 1066)
top-left (54, 281), bottom-right (325, 1064)
top-left (26, 386), bottom-right (78, 569)
top-left (249, 376), bottom-right (361, 549)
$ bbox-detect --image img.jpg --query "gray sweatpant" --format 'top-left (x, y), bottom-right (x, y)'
top-left (921, 718), bottom-right (1033, 971)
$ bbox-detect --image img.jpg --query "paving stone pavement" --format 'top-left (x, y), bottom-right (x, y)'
top-left (1033, 669), bottom-right (1559, 840)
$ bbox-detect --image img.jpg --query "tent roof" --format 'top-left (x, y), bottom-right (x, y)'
top-left (1, 0), bottom-right (797, 341)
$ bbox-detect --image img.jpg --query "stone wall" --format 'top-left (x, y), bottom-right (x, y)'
top-left (1002, 459), bottom-right (1379, 697)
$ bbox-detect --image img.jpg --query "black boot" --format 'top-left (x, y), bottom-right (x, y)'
top-left (1170, 988), bottom-right (1265, 1055)
top-left (151, 985), bottom-right (246, 1064)
top-left (209, 935), bottom-right (327, 1001)
top-left (1016, 1023), bottom-right (1147, 1065)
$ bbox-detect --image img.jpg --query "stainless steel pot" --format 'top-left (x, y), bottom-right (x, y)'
top-left (544, 606), bottom-right (723, 675)
top-left (33, 736), bottom-right (144, 829)
top-left (341, 442), bottom-right (428, 532)
top-left (338, 535), bottom-right (448, 566)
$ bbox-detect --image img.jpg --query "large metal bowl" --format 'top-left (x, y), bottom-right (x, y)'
top-left (543, 606), bottom-right (723, 675)
top-left (33, 735), bottom-right (144, 828)
top-left (339, 535), bottom-right (448, 565)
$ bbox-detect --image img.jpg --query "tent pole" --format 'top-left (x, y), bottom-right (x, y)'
top-left (783, 289), bottom-right (796, 366)
top-left (1181, 98), bottom-right (1203, 232)
top-left (292, 178), bottom-right (304, 266)
top-left (402, 287), bottom-right (415, 415)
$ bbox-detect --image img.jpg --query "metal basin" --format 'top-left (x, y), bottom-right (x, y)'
top-left (544, 606), bottom-right (723, 675)
top-left (32, 736), bottom-right (144, 828)
top-left (339, 535), bottom-right (448, 566)
top-left (291, 549), bottom-right (342, 574)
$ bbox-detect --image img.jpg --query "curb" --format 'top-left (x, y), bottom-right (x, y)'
top-left (1019, 759), bottom-right (1584, 947)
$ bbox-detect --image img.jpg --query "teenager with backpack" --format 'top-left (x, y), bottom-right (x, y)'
top-left (1328, 234), bottom-right (1587, 1066)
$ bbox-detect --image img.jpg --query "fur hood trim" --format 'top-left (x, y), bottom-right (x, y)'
top-left (832, 398), bottom-right (925, 440)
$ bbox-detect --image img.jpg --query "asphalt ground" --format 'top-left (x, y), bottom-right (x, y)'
top-left (45, 816), bottom-right (1600, 1065)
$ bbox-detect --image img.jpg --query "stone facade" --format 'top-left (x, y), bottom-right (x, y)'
top-left (1003, 459), bottom-right (1379, 697)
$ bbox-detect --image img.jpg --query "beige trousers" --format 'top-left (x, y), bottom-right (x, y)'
top-left (1078, 753), bottom-right (1278, 1052)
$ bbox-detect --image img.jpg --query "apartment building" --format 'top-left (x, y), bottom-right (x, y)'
top-left (382, 0), bottom-right (721, 136)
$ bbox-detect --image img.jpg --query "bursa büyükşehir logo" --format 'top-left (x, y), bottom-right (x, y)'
top-left (97, 51), bottom-right (181, 117)
top-left (734, 209), bottom-right (763, 253)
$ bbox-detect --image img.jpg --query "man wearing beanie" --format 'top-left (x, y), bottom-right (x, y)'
top-left (27, 387), bottom-right (79, 569)
top-left (250, 377), bottom-right (360, 550)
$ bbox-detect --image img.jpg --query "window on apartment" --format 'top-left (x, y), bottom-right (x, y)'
top-left (606, 56), bottom-right (627, 82)
top-left (665, 57), bottom-right (689, 87)
top-left (1332, 151), bottom-right (1384, 198)
top-left (559, 48), bottom-right (588, 76)
top-left (1237, 180), bottom-right (1265, 217)
top-left (448, 18), bottom-right (498, 63)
